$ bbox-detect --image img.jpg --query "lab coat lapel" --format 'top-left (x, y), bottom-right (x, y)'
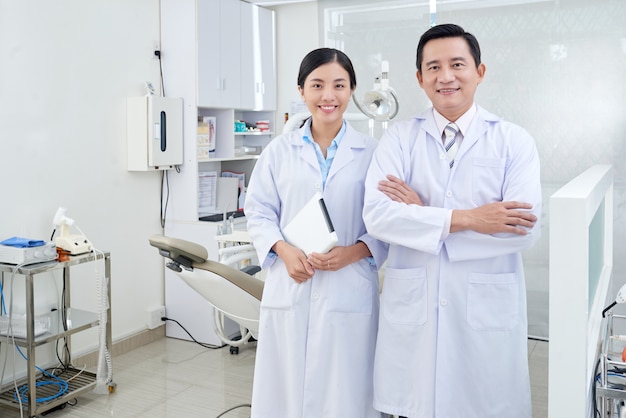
top-left (419, 110), bottom-right (441, 146)
top-left (327, 125), bottom-right (361, 182)
top-left (290, 129), bottom-right (321, 173)
top-left (455, 107), bottom-right (499, 160)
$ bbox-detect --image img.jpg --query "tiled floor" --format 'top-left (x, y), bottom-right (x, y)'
top-left (2, 337), bottom-right (548, 418)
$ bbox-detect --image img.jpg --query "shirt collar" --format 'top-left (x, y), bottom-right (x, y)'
top-left (302, 119), bottom-right (347, 146)
top-left (433, 103), bottom-right (477, 137)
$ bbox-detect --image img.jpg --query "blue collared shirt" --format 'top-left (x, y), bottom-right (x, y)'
top-left (301, 120), bottom-right (375, 267)
top-left (302, 120), bottom-right (347, 189)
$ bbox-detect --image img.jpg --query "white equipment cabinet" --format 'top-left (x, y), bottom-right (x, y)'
top-left (159, 0), bottom-right (275, 344)
top-left (0, 252), bottom-right (113, 418)
top-left (127, 95), bottom-right (183, 171)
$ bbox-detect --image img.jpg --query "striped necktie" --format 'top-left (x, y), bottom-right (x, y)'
top-left (443, 122), bottom-right (459, 169)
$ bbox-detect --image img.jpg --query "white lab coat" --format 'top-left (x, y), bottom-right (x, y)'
top-left (363, 107), bottom-right (542, 418)
top-left (245, 121), bottom-right (388, 418)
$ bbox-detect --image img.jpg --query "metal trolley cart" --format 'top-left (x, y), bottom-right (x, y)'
top-left (0, 252), bottom-right (114, 417)
top-left (597, 313), bottom-right (626, 417)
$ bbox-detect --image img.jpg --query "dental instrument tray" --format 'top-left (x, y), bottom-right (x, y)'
top-left (199, 210), bottom-right (245, 222)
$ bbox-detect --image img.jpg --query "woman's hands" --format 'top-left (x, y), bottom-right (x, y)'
top-left (275, 241), bottom-right (371, 283)
top-left (273, 241), bottom-right (314, 284)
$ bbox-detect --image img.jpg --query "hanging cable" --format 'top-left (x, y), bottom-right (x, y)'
top-left (160, 170), bottom-right (170, 228)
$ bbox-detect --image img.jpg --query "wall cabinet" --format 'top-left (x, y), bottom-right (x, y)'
top-left (197, 0), bottom-right (241, 109)
top-left (161, 0), bottom-right (276, 220)
top-left (161, 0), bottom-right (274, 347)
top-left (240, 2), bottom-right (276, 111)
top-left (197, 0), bottom-right (276, 111)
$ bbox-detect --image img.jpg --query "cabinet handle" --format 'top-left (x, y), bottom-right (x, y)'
top-left (160, 111), bottom-right (167, 152)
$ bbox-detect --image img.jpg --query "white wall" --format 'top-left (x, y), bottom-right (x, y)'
top-left (0, 0), bottom-right (165, 360)
top-left (270, 2), bottom-right (319, 132)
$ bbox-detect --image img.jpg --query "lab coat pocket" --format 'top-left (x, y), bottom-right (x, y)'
top-left (381, 267), bottom-right (428, 326)
top-left (471, 158), bottom-right (506, 205)
top-left (259, 271), bottom-right (296, 311)
top-left (327, 265), bottom-right (374, 314)
top-left (466, 272), bottom-right (519, 331)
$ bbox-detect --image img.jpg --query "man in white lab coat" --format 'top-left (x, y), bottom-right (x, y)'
top-left (363, 24), bottom-right (541, 418)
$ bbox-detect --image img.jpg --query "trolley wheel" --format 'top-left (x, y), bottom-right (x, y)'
top-left (108, 381), bottom-right (117, 393)
top-left (229, 345), bottom-right (239, 355)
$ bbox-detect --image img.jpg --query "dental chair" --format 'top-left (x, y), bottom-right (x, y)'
top-left (148, 234), bottom-right (263, 353)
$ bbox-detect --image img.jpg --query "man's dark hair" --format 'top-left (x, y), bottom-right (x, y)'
top-left (416, 24), bottom-right (481, 73)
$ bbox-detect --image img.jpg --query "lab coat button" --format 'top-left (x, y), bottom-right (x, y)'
top-left (446, 191), bottom-right (452, 197)
top-left (313, 293), bottom-right (319, 300)
top-left (314, 183), bottom-right (321, 190)
top-left (440, 153), bottom-right (446, 160)
top-left (440, 299), bottom-right (447, 306)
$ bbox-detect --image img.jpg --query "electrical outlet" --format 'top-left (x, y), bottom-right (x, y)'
top-left (152, 40), bottom-right (161, 59)
top-left (147, 306), bottom-right (165, 329)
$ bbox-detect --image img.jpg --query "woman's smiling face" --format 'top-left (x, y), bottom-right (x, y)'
top-left (299, 61), bottom-right (353, 127)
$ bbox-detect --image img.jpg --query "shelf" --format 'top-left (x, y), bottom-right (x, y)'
top-left (2, 309), bottom-right (99, 348)
top-left (234, 131), bottom-right (273, 136)
top-left (197, 155), bottom-right (260, 163)
top-left (0, 367), bottom-right (97, 413)
top-left (0, 252), bottom-right (109, 275)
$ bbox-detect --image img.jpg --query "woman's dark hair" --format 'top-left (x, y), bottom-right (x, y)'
top-left (416, 24), bottom-right (481, 73)
top-left (297, 48), bottom-right (357, 90)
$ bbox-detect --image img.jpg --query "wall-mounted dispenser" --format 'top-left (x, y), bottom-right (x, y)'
top-left (127, 95), bottom-right (183, 171)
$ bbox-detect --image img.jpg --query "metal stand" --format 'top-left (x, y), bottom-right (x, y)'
top-left (0, 252), bottom-right (114, 417)
top-left (597, 313), bottom-right (626, 417)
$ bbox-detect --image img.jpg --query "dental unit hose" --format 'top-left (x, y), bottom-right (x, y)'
top-left (93, 254), bottom-right (112, 394)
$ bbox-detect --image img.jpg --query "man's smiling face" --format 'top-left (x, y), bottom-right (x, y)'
top-left (416, 36), bottom-right (485, 122)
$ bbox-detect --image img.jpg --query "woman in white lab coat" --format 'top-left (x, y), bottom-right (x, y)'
top-left (244, 48), bottom-right (387, 418)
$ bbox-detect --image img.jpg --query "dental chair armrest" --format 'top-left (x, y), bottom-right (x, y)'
top-left (194, 259), bottom-right (264, 302)
top-left (148, 234), bottom-right (208, 263)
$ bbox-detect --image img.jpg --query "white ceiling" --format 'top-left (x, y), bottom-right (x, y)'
top-left (248, 0), bottom-right (316, 6)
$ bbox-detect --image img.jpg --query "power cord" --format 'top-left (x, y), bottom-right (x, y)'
top-left (154, 48), bottom-right (165, 97)
top-left (160, 170), bottom-right (170, 228)
top-left (161, 316), bottom-right (225, 350)
top-left (154, 43), bottom-right (179, 227)
top-left (215, 403), bottom-right (251, 418)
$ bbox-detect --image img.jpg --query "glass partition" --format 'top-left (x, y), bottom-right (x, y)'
top-left (319, 0), bottom-right (626, 339)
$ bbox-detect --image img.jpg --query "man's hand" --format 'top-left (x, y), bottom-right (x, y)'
top-left (379, 175), bottom-right (423, 206)
top-left (451, 201), bottom-right (537, 235)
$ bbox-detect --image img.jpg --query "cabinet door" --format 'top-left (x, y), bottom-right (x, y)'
top-left (240, 4), bottom-right (275, 111)
top-left (197, 0), bottom-right (221, 108)
top-left (258, 6), bottom-right (276, 110)
top-left (197, 0), bottom-right (241, 108)
top-left (239, 1), bottom-right (255, 110)
top-left (219, 0), bottom-right (241, 108)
